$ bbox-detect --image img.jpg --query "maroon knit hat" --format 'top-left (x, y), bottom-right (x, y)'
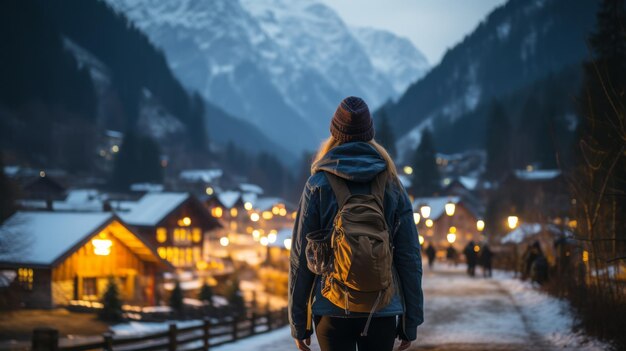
top-left (330, 96), bottom-right (374, 142)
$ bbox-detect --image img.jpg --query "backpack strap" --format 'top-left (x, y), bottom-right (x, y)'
top-left (324, 172), bottom-right (351, 208)
top-left (370, 170), bottom-right (388, 208)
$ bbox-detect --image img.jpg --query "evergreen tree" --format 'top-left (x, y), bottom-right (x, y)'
top-left (99, 278), bottom-right (123, 322)
top-left (110, 131), bottom-right (163, 191)
top-left (410, 129), bottom-right (440, 197)
top-left (169, 281), bottom-right (184, 315)
top-left (0, 153), bottom-right (16, 223)
top-left (485, 101), bottom-right (512, 181)
top-left (199, 282), bottom-right (214, 308)
top-left (227, 278), bottom-right (246, 317)
top-left (375, 111), bottom-right (397, 159)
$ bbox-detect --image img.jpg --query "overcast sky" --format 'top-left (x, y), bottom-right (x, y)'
top-left (321, 0), bottom-right (507, 65)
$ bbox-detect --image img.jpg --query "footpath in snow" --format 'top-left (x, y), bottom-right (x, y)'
top-left (202, 264), bottom-right (609, 351)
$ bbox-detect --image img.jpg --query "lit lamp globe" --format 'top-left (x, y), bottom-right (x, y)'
top-left (476, 220), bottom-right (485, 232)
top-left (444, 201), bottom-right (455, 216)
top-left (425, 219), bottom-right (434, 228)
top-left (446, 233), bottom-right (456, 244)
top-left (219, 237), bottom-right (229, 247)
top-left (418, 235), bottom-right (425, 245)
top-left (420, 205), bottom-right (431, 219)
top-left (413, 213), bottom-right (421, 225)
top-left (507, 216), bottom-right (519, 230)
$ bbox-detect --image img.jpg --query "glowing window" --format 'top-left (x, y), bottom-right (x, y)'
top-left (156, 228), bottom-right (167, 243)
top-left (192, 228), bottom-right (202, 243)
top-left (18, 268), bottom-right (34, 291)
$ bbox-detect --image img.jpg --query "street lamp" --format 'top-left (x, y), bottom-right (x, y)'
top-left (507, 216), bottom-right (519, 230)
top-left (403, 166), bottom-right (413, 175)
top-left (250, 213), bottom-right (260, 222)
top-left (219, 237), bottom-right (229, 247)
top-left (446, 233), bottom-right (456, 244)
top-left (476, 220), bottom-right (485, 232)
top-left (445, 201), bottom-right (455, 216)
top-left (284, 238), bottom-right (292, 250)
top-left (425, 219), bottom-right (434, 228)
top-left (413, 213), bottom-right (421, 225)
top-left (418, 235), bottom-right (425, 245)
top-left (420, 205), bottom-right (431, 219)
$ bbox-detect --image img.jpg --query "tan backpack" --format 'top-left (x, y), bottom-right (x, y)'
top-left (321, 171), bottom-right (394, 324)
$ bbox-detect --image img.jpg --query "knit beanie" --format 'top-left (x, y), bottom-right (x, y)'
top-left (330, 96), bottom-right (374, 142)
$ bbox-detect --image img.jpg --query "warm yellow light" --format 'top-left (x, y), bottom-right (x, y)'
top-left (196, 261), bottom-right (208, 270)
top-left (291, 211), bottom-right (297, 219)
top-left (260, 237), bottom-right (269, 246)
top-left (230, 208), bottom-right (238, 217)
top-left (449, 226), bottom-right (457, 234)
top-left (420, 205), bottom-right (431, 219)
top-left (92, 239), bottom-right (113, 256)
top-left (250, 213), bottom-right (260, 222)
top-left (111, 145), bottom-right (119, 153)
top-left (156, 228), bottom-right (167, 243)
top-left (211, 207), bottom-right (223, 218)
top-left (244, 202), bottom-right (253, 211)
top-left (272, 206), bottom-right (280, 215)
top-left (582, 250), bottom-right (589, 262)
top-left (279, 208), bottom-right (287, 216)
top-left (268, 232), bottom-right (277, 243)
top-left (403, 166), bottom-right (413, 175)
top-left (246, 226), bottom-right (253, 234)
top-left (205, 187), bottom-right (214, 195)
top-left (157, 247), bottom-right (167, 259)
top-left (445, 201), bottom-right (456, 216)
top-left (262, 211), bottom-right (273, 220)
top-left (507, 216), bottom-right (519, 229)
top-left (446, 233), bottom-right (456, 244)
top-left (476, 220), bottom-right (485, 232)
top-left (219, 237), bottom-right (229, 247)
top-left (284, 238), bottom-right (292, 250)
top-left (413, 213), bottom-right (421, 225)
top-left (418, 235), bottom-right (425, 245)
top-left (182, 217), bottom-right (192, 226)
top-left (568, 220), bottom-right (577, 229)
top-left (252, 230), bottom-right (261, 241)
top-left (425, 219), bottom-right (434, 228)
top-left (474, 245), bottom-right (480, 253)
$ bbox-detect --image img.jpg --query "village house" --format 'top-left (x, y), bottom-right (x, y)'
top-left (0, 212), bottom-right (168, 309)
top-left (116, 192), bottom-right (222, 270)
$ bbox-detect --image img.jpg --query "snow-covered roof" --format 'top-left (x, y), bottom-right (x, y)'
top-left (241, 192), bottom-right (258, 206)
top-left (52, 189), bottom-right (107, 211)
top-left (117, 192), bottom-right (189, 226)
top-left (412, 196), bottom-right (462, 220)
top-left (217, 191), bottom-right (241, 209)
top-left (253, 197), bottom-right (286, 212)
top-left (179, 169), bottom-right (223, 183)
top-left (513, 169), bottom-right (561, 181)
top-left (459, 176), bottom-right (479, 190)
top-left (240, 183), bottom-right (264, 195)
top-left (0, 212), bottom-right (113, 265)
top-left (105, 130), bottom-right (123, 139)
top-left (501, 223), bottom-right (572, 244)
top-left (130, 183), bottom-right (164, 192)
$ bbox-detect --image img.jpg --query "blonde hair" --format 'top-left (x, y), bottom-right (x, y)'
top-left (311, 136), bottom-right (399, 182)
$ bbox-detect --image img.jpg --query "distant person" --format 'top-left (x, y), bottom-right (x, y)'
top-left (288, 97), bottom-right (423, 351)
top-left (446, 245), bottom-right (458, 266)
top-left (425, 243), bottom-right (437, 269)
top-left (480, 244), bottom-right (494, 278)
top-left (464, 241), bottom-right (478, 277)
top-left (521, 241), bottom-right (542, 280)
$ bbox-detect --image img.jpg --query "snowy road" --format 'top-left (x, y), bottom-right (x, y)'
top-left (213, 265), bottom-right (608, 351)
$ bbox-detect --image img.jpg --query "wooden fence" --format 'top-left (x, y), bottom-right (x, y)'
top-left (31, 308), bottom-right (288, 351)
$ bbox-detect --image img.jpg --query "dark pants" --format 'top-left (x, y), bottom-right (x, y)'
top-left (314, 316), bottom-right (397, 351)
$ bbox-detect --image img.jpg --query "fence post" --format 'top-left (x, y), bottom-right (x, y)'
top-left (203, 317), bottom-right (211, 351)
top-left (231, 316), bottom-right (238, 342)
top-left (32, 327), bottom-right (59, 351)
top-left (250, 312), bottom-right (257, 336)
top-left (266, 308), bottom-right (272, 331)
top-left (103, 332), bottom-right (113, 351)
top-left (168, 323), bottom-right (177, 351)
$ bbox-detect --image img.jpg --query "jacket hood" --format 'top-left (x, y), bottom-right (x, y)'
top-left (312, 142), bottom-right (387, 182)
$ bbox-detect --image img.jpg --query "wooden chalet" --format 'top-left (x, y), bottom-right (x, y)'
top-left (117, 193), bottom-right (222, 269)
top-left (0, 212), bottom-right (168, 309)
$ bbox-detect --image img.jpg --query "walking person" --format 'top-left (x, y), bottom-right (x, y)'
top-left (464, 241), bottom-right (477, 277)
top-left (446, 244), bottom-right (458, 266)
top-left (425, 243), bottom-right (437, 269)
top-left (288, 97), bottom-right (424, 351)
top-left (480, 244), bottom-right (493, 278)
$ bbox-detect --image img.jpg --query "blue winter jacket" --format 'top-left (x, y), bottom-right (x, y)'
top-left (288, 141), bottom-right (424, 341)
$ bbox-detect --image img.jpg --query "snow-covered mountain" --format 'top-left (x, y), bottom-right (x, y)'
top-left (351, 27), bottom-right (429, 95)
top-left (106, 0), bottom-right (428, 152)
